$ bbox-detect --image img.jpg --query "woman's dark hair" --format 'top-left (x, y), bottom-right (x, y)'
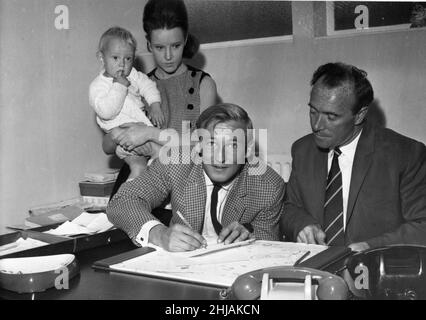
top-left (143, 0), bottom-right (199, 59)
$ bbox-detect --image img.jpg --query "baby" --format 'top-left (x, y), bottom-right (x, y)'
top-left (89, 27), bottom-right (165, 179)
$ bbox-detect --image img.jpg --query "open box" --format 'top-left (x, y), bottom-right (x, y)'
top-left (0, 224), bottom-right (129, 259)
top-left (0, 229), bottom-right (72, 259)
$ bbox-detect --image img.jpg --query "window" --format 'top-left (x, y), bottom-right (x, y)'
top-left (326, 1), bottom-right (423, 36)
top-left (185, 0), bottom-right (293, 48)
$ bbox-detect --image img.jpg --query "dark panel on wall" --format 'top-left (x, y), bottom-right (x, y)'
top-left (185, 0), bottom-right (292, 44)
top-left (334, 1), bottom-right (416, 30)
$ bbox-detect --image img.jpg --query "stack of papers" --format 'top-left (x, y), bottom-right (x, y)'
top-left (44, 212), bottom-right (114, 236)
top-left (84, 171), bottom-right (119, 183)
top-left (0, 238), bottom-right (49, 257)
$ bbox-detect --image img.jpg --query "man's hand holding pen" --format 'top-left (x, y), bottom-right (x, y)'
top-left (149, 224), bottom-right (207, 252)
top-left (148, 210), bottom-right (255, 252)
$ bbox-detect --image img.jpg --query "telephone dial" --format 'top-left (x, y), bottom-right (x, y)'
top-left (223, 266), bottom-right (349, 300)
top-left (343, 245), bottom-right (426, 300)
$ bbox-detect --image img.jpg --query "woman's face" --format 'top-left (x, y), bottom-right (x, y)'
top-left (148, 27), bottom-right (186, 76)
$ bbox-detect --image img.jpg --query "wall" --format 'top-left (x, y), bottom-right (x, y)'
top-left (1, 1), bottom-right (425, 232)
top-left (201, 2), bottom-right (426, 156)
top-left (0, 0), bottom-right (150, 231)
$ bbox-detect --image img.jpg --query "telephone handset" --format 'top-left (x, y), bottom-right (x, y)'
top-left (225, 266), bottom-right (349, 300)
top-left (344, 245), bottom-right (426, 300)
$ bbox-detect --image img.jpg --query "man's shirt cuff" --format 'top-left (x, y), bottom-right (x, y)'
top-left (135, 220), bottom-right (163, 247)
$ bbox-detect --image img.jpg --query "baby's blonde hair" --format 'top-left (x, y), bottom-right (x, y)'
top-left (98, 26), bottom-right (137, 54)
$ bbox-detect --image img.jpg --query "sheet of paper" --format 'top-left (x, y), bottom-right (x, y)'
top-left (44, 221), bottom-right (94, 236)
top-left (110, 241), bottom-right (328, 287)
top-left (44, 212), bottom-right (114, 236)
top-left (0, 238), bottom-right (49, 257)
top-left (84, 213), bottom-right (114, 233)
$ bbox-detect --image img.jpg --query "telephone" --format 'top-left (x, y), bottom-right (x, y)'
top-left (344, 245), bottom-right (426, 300)
top-left (224, 266), bottom-right (349, 300)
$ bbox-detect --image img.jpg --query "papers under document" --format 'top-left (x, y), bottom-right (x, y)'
top-left (44, 212), bottom-right (114, 236)
top-left (0, 238), bottom-right (49, 257)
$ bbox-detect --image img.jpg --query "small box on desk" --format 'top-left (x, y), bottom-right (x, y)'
top-left (25, 205), bottom-right (84, 228)
top-left (79, 181), bottom-right (115, 197)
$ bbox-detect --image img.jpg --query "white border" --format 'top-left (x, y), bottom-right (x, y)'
top-left (199, 35), bottom-right (293, 50)
top-left (326, 2), bottom-right (411, 36)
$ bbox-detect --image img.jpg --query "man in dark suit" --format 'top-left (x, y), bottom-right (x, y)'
top-left (281, 62), bottom-right (426, 251)
top-left (107, 103), bottom-right (285, 251)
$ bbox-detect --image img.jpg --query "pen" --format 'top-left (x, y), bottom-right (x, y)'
top-left (190, 238), bottom-right (256, 258)
top-left (176, 211), bottom-right (207, 248)
top-left (176, 210), bottom-right (193, 229)
top-left (294, 250), bottom-right (311, 266)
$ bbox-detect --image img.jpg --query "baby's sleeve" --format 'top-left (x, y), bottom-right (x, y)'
top-left (131, 69), bottom-right (161, 106)
top-left (89, 78), bottom-right (128, 120)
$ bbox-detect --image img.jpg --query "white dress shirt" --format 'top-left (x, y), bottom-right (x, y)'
top-left (327, 130), bottom-right (362, 230)
top-left (202, 172), bottom-right (234, 239)
top-left (135, 170), bottom-right (234, 246)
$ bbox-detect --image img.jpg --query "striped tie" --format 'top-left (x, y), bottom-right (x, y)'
top-left (324, 148), bottom-right (344, 246)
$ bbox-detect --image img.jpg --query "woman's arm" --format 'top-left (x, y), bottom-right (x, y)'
top-left (199, 76), bottom-right (218, 112)
top-left (102, 125), bottom-right (151, 155)
top-left (112, 123), bottom-right (179, 152)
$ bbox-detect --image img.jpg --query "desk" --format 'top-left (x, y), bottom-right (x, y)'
top-left (0, 240), bottom-right (222, 300)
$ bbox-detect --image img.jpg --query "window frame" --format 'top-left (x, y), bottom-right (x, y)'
top-left (185, 0), bottom-right (294, 49)
top-left (326, 2), bottom-right (412, 37)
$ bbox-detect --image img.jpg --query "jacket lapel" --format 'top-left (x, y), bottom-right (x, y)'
top-left (183, 163), bottom-right (206, 233)
top-left (346, 123), bottom-right (375, 226)
top-left (222, 165), bottom-right (248, 226)
top-left (314, 146), bottom-right (328, 225)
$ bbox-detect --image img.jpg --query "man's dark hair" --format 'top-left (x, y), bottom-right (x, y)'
top-left (311, 62), bottom-right (374, 113)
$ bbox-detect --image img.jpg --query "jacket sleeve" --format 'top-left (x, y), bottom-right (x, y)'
top-left (281, 144), bottom-right (319, 241)
top-left (106, 159), bottom-right (171, 242)
top-left (252, 179), bottom-right (285, 241)
top-left (366, 141), bottom-right (426, 247)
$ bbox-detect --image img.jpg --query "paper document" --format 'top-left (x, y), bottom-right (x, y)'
top-left (0, 238), bottom-right (49, 257)
top-left (110, 241), bottom-right (327, 287)
top-left (44, 212), bottom-right (114, 236)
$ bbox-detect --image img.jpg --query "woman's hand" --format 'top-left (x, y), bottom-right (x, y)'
top-left (132, 142), bottom-right (153, 157)
top-left (112, 122), bottom-right (152, 151)
top-left (109, 126), bottom-right (128, 143)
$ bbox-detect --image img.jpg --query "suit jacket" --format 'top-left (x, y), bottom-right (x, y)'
top-left (107, 148), bottom-right (285, 243)
top-left (281, 122), bottom-right (426, 248)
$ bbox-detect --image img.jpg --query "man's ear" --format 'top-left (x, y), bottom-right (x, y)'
top-left (246, 138), bottom-right (256, 161)
top-left (355, 106), bottom-right (369, 125)
top-left (146, 41), bottom-right (152, 53)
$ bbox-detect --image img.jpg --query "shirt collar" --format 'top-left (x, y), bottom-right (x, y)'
top-left (203, 171), bottom-right (235, 191)
top-left (330, 129), bottom-right (363, 158)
